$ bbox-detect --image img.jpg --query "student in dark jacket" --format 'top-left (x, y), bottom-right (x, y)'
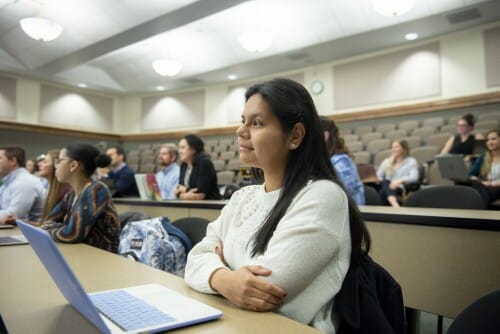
top-left (174, 134), bottom-right (221, 200)
top-left (103, 146), bottom-right (139, 197)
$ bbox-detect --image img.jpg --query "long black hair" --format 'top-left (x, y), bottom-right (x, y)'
top-left (65, 143), bottom-right (110, 178)
top-left (182, 134), bottom-right (206, 165)
top-left (246, 78), bottom-right (370, 267)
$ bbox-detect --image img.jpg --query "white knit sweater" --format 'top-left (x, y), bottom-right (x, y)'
top-left (184, 180), bottom-right (351, 333)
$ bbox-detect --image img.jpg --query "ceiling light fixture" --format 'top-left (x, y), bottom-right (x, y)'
top-left (227, 74), bottom-right (237, 80)
top-left (238, 31), bottom-right (272, 53)
top-left (152, 59), bottom-right (183, 77)
top-left (371, 0), bottom-right (415, 17)
top-left (77, 83), bottom-right (87, 88)
top-left (156, 85), bottom-right (166, 91)
top-left (20, 17), bottom-right (63, 42)
top-left (405, 32), bottom-right (419, 40)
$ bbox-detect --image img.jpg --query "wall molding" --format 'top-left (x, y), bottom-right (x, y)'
top-left (2, 90), bottom-right (499, 142)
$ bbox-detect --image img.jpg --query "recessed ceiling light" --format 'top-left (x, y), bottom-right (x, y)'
top-left (156, 85), bottom-right (165, 91)
top-left (77, 83), bottom-right (87, 88)
top-left (405, 32), bottom-right (419, 40)
top-left (227, 74), bottom-right (237, 80)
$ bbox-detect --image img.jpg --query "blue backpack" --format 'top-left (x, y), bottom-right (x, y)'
top-left (118, 217), bottom-right (192, 277)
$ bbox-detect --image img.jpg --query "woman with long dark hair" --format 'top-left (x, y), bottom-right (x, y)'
top-left (174, 134), bottom-right (221, 200)
top-left (41, 143), bottom-right (120, 253)
top-left (185, 78), bottom-right (370, 333)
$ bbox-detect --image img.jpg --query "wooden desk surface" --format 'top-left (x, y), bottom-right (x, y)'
top-left (0, 228), bottom-right (318, 334)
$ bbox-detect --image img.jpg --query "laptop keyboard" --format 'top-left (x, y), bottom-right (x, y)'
top-left (89, 290), bottom-right (176, 331)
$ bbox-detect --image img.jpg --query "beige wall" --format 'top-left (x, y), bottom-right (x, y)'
top-left (1, 22), bottom-right (499, 134)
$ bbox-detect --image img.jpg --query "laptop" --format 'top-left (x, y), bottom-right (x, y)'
top-left (16, 220), bottom-right (222, 334)
top-left (134, 173), bottom-right (162, 201)
top-left (435, 154), bottom-right (470, 181)
top-left (0, 234), bottom-right (28, 246)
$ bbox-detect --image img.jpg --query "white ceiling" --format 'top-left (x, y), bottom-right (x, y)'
top-left (1, 0), bottom-right (499, 94)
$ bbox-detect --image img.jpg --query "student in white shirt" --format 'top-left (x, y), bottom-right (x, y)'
top-left (184, 78), bottom-right (371, 333)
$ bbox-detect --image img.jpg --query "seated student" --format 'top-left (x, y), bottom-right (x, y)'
top-left (376, 140), bottom-right (419, 207)
top-left (320, 116), bottom-right (365, 205)
top-left (184, 78), bottom-right (371, 333)
top-left (469, 129), bottom-right (500, 207)
top-left (38, 150), bottom-right (70, 220)
top-left (0, 147), bottom-right (45, 224)
top-left (441, 113), bottom-right (484, 157)
top-left (40, 143), bottom-right (120, 253)
top-left (174, 134), bottom-right (221, 200)
top-left (156, 144), bottom-right (180, 199)
top-left (25, 158), bottom-right (38, 175)
top-left (100, 146), bottom-right (139, 197)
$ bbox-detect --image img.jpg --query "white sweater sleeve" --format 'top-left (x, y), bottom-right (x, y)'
top-left (184, 192), bottom-right (237, 294)
top-left (248, 181), bottom-right (350, 323)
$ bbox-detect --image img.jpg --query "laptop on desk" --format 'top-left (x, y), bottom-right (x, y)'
top-left (16, 220), bottom-right (222, 334)
top-left (435, 154), bottom-right (470, 182)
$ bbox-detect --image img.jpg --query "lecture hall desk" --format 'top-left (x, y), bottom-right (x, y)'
top-left (0, 227), bottom-right (319, 334)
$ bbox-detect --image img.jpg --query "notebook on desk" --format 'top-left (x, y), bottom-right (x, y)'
top-left (134, 173), bottom-right (163, 201)
top-left (16, 220), bottom-right (222, 334)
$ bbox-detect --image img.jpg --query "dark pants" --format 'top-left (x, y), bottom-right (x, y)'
top-left (379, 180), bottom-right (402, 206)
top-left (471, 182), bottom-right (500, 209)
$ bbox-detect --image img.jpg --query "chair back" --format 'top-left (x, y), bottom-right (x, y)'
top-left (403, 185), bottom-right (486, 209)
top-left (171, 217), bottom-right (210, 246)
top-left (118, 211), bottom-right (151, 229)
top-left (364, 185), bottom-right (383, 205)
top-left (447, 289), bottom-right (500, 334)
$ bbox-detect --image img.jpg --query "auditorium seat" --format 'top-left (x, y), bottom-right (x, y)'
top-left (137, 144), bottom-right (151, 150)
top-left (212, 159), bottom-right (226, 172)
top-left (475, 120), bottom-right (498, 135)
top-left (411, 146), bottom-right (438, 165)
top-left (403, 185), bottom-right (485, 210)
top-left (398, 120), bottom-right (420, 132)
top-left (225, 159), bottom-right (241, 172)
top-left (217, 171), bottom-right (235, 186)
top-left (422, 117), bottom-right (444, 129)
top-left (339, 127), bottom-right (352, 136)
top-left (376, 123), bottom-right (396, 133)
top-left (344, 134), bottom-right (359, 143)
top-left (219, 138), bottom-right (234, 147)
top-left (139, 162), bottom-right (155, 173)
top-left (411, 126), bottom-right (436, 138)
top-left (477, 112), bottom-right (500, 122)
top-left (355, 125), bottom-right (373, 136)
top-left (385, 129), bottom-right (407, 141)
top-left (447, 115), bottom-right (461, 125)
top-left (363, 185), bottom-right (383, 206)
top-left (140, 155), bottom-right (155, 164)
top-left (366, 139), bottom-right (391, 153)
top-left (219, 151), bottom-right (237, 161)
top-left (212, 145), bottom-right (227, 154)
top-left (353, 151), bottom-right (372, 165)
top-left (348, 141), bottom-right (364, 153)
top-left (427, 133), bottom-right (452, 149)
top-left (204, 139), bottom-right (219, 148)
top-left (361, 132), bottom-right (383, 145)
top-left (373, 149), bottom-right (392, 167)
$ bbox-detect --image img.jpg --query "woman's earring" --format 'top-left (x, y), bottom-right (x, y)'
top-left (290, 144), bottom-right (297, 150)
